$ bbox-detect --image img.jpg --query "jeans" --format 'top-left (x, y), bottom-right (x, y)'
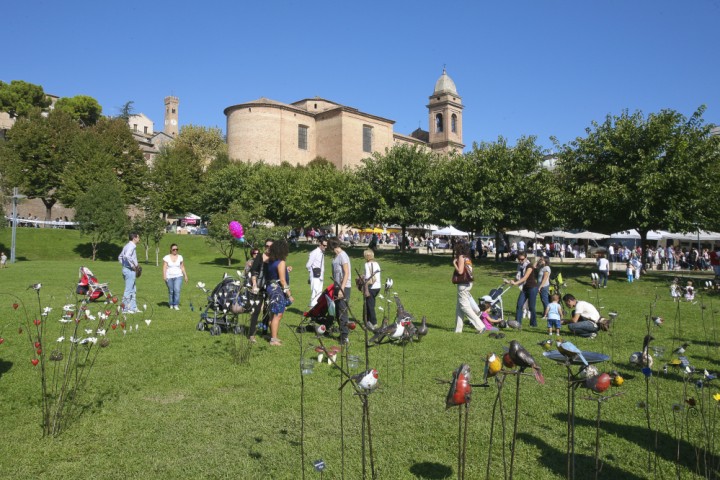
top-left (598, 270), bottom-right (608, 287)
top-left (455, 283), bottom-right (484, 333)
top-left (516, 287), bottom-right (538, 327)
top-left (166, 276), bottom-right (183, 306)
top-left (122, 267), bottom-right (137, 312)
top-left (335, 286), bottom-right (351, 340)
top-left (568, 319), bottom-right (598, 337)
top-left (365, 288), bottom-right (380, 326)
top-left (539, 286), bottom-right (550, 313)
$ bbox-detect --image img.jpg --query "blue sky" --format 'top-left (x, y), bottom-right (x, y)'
top-left (5, 0), bottom-right (719, 151)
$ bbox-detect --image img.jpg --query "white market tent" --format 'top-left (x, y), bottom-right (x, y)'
top-left (539, 230), bottom-right (571, 237)
top-left (610, 229), bottom-right (662, 241)
top-left (565, 230), bottom-right (610, 240)
top-left (432, 226), bottom-right (469, 237)
top-left (183, 213), bottom-right (201, 225)
top-left (506, 229), bottom-right (537, 238)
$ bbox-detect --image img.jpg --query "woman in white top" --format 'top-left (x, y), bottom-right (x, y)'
top-left (163, 243), bottom-right (188, 310)
top-left (363, 249), bottom-right (382, 327)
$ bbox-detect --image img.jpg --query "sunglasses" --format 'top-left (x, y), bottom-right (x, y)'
top-left (171, 248), bottom-right (178, 251)
top-left (265, 244), bottom-right (272, 248)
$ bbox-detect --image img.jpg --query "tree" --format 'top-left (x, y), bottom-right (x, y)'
top-left (355, 144), bottom-right (437, 251)
top-left (556, 107), bottom-right (720, 245)
top-left (0, 110), bottom-right (81, 220)
top-left (54, 95), bottom-right (102, 126)
top-left (148, 146), bottom-right (204, 217)
top-left (75, 177), bottom-right (128, 261)
top-left (206, 204), bottom-right (247, 266)
top-left (196, 161), bottom-right (258, 217)
top-left (171, 125), bottom-right (228, 166)
top-left (132, 206), bottom-right (167, 266)
top-left (117, 101), bottom-right (135, 120)
top-left (60, 117), bottom-right (148, 207)
top-left (0, 80), bottom-right (51, 118)
top-left (432, 136), bottom-right (550, 245)
top-left (291, 163), bottom-right (353, 229)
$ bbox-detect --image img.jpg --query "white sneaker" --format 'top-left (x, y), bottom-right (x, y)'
top-left (174, 305), bottom-right (180, 310)
top-left (590, 333), bottom-right (597, 339)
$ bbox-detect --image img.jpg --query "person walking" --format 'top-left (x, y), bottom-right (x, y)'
top-left (453, 241), bottom-right (485, 333)
top-left (118, 232), bottom-right (141, 313)
top-left (329, 238), bottom-right (352, 345)
top-left (305, 237), bottom-right (326, 307)
top-left (536, 256), bottom-right (552, 312)
top-left (597, 253), bottom-right (610, 288)
top-left (363, 249), bottom-right (381, 328)
top-left (266, 240), bottom-right (293, 346)
top-left (162, 243), bottom-right (188, 310)
top-left (248, 239), bottom-right (273, 343)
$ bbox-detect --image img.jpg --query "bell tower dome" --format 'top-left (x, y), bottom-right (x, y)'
top-left (427, 69), bottom-right (464, 153)
top-left (164, 96), bottom-right (179, 137)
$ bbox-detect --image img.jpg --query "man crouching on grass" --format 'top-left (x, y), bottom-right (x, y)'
top-left (562, 294), bottom-right (610, 338)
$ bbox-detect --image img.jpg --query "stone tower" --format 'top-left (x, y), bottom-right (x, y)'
top-left (427, 69), bottom-right (464, 153)
top-left (164, 96), bottom-right (179, 137)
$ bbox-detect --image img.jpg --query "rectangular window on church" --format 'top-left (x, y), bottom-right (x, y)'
top-left (298, 125), bottom-right (308, 150)
top-left (363, 125), bottom-right (373, 153)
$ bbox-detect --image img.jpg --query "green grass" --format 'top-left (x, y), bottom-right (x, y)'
top-left (0, 228), bottom-right (719, 478)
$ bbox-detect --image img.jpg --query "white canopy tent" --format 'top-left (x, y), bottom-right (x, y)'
top-left (565, 230), bottom-right (610, 240)
top-left (505, 229), bottom-right (537, 238)
top-left (432, 226), bottom-right (469, 237)
top-left (539, 230), bottom-right (571, 237)
top-left (610, 229), bottom-right (662, 241)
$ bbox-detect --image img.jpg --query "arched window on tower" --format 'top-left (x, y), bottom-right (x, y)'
top-left (435, 113), bottom-right (444, 133)
top-left (451, 114), bottom-right (457, 133)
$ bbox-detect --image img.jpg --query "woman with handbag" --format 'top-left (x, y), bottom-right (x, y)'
top-left (452, 241), bottom-right (485, 334)
top-left (363, 249), bottom-right (381, 327)
top-left (266, 240), bottom-right (294, 346)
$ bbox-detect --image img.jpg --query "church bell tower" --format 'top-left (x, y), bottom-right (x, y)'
top-left (427, 69), bottom-right (464, 153)
top-left (164, 96), bottom-right (179, 137)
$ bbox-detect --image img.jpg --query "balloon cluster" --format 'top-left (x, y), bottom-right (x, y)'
top-left (228, 221), bottom-right (244, 240)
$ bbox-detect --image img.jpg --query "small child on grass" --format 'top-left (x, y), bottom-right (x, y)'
top-left (479, 297), bottom-right (501, 332)
top-left (543, 293), bottom-right (564, 336)
top-left (626, 262), bottom-right (635, 283)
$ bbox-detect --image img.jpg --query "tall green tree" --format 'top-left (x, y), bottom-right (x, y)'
top-left (355, 144), bottom-right (436, 251)
top-left (0, 80), bottom-right (51, 118)
top-left (0, 110), bottom-right (81, 220)
top-left (556, 107), bottom-right (720, 244)
top-left (148, 146), bottom-right (204, 217)
top-left (432, 136), bottom-right (550, 241)
top-left (132, 205), bottom-right (167, 266)
top-left (291, 163), bottom-right (353, 230)
top-left (60, 117), bottom-right (148, 207)
top-left (172, 125), bottom-right (228, 166)
top-left (54, 95), bottom-right (102, 126)
top-left (75, 176), bottom-right (128, 261)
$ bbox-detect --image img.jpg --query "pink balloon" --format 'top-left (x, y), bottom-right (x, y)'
top-left (228, 221), bottom-right (244, 239)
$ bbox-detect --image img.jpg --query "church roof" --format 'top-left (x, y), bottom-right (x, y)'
top-left (433, 68), bottom-right (458, 96)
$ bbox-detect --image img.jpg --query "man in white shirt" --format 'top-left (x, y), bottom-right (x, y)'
top-left (305, 238), bottom-right (327, 307)
top-left (118, 232), bottom-right (141, 313)
top-left (562, 294), bottom-right (606, 338)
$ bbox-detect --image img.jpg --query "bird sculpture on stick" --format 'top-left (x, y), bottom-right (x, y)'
top-left (508, 340), bottom-right (545, 384)
top-left (556, 338), bottom-right (589, 366)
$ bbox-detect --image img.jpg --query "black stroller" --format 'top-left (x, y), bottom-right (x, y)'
top-left (197, 274), bottom-right (250, 336)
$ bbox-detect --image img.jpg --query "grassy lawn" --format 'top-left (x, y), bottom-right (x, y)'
top-left (0, 228), bottom-right (718, 479)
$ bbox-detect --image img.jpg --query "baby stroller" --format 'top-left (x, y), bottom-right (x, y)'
top-left (197, 274), bottom-right (250, 336)
top-left (76, 266), bottom-right (112, 301)
top-left (303, 284), bottom-right (337, 332)
top-left (479, 284), bottom-right (511, 322)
